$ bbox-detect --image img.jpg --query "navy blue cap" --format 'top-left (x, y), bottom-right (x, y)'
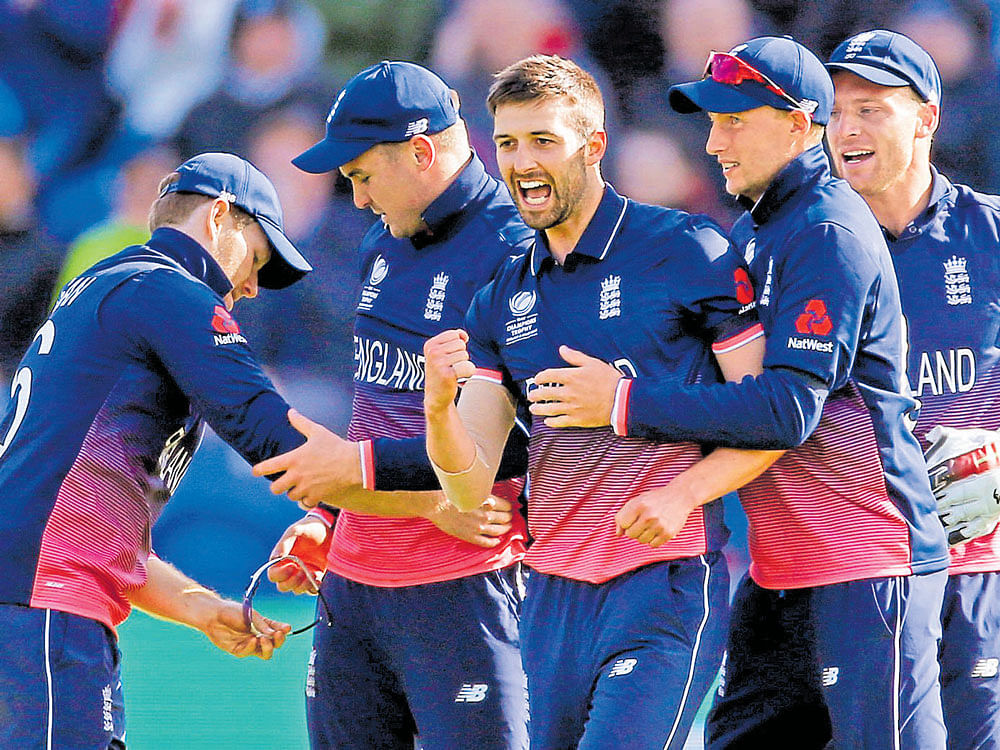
top-left (292, 61), bottom-right (459, 174)
top-left (827, 30), bottom-right (942, 103)
top-left (669, 36), bottom-right (834, 125)
top-left (163, 152), bottom-right (312, 289)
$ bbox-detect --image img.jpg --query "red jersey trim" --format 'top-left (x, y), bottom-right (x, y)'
top-left (469, 368), bottom-right (503, 385)
top-left (712, 322), bottom-right (765, 354)
top-left (306, 507), bottom-right (336, 528)
top-left (611, 378), bottom-right (632, 436)
top-left (358, 440), bottom-right (375, 491)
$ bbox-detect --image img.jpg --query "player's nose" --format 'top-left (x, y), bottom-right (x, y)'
top-left (705, 123), bottom-right (726, 155)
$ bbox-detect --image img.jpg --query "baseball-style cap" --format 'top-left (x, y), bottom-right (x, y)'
top-left (163, 152), bottom-right (312, 289)
top-left (292, 61), bottom-right (459, 174)
top-left (826, 30), bottom-right (942, 103)
top-left (669, 36), bottom-right (834, 125)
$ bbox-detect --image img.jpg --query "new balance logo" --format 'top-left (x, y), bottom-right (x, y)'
top-left (455, 683), bottom-right (488, 703)
top-left (404, 117), bottom-right (429, 137)
top-left (972, 658), bottom-right (999, 678)
top-left (608, 658), bottom-right (637, 678)
top-left (821, 666), bottom-right (839, 687)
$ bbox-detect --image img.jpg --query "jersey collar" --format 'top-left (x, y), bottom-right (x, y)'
top-left (529, 183), bottom-right (629, 276)
top-left (413, 152), bottom-right (490, 248)
top-left (146, 227), bottom-right (233, 297)
top-left (888, 166), bottom-right (955, 242)
top-left (740, 144), bottom-right (830, 227)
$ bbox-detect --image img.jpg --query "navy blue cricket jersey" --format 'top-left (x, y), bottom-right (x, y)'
top-left (465, 184), bottom-right (762, 583)
top-left (0, 228), bottom-right (303, 630)
top-left (891, 169), bottom-right (1000, 574)
top-left (327, 154), bottom-right (534, 587)
top-left (621, 146), bottom-right (949, 588)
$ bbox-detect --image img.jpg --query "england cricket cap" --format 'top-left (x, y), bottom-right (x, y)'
top-left (669, 36), bottom-right (834, 125)
top-left (827, 30), bottom-right (942, 103)
top-left (163, 152), bottom-right (312, 289)
top-left (292, 61), bottom-right (459, 173)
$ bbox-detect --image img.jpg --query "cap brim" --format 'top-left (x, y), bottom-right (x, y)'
top-left (291, 137), bottom-right (374, 174)
top-left (668, 78), bottom-right (773, 115)
top-left (256, 216), bottom-right (312, 289)
top-left (825, 61), bottom-right (912, 89)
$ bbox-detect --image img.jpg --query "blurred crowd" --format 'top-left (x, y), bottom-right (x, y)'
top-left (1, 0), bottom-right (997, 592)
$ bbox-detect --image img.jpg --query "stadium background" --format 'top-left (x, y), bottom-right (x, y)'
top-left (1, 0), bottom-right (997, 746)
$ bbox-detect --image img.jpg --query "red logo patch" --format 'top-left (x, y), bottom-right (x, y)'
top-left (211, 305), bottom-right (241, 334)
top-left (795, 299), bottom-right (833, 335)
top-left (734, 268), bottom-right (755, 305)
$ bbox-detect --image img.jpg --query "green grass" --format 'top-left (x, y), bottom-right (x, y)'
top-left (119, 595), bottom-right (713, 749)
top-left (118, 597), bottom-right (316, 749)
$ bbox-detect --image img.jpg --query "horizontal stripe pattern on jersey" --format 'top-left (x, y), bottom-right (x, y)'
top-left (465, 185), bottom-right (757, 582)
top-left (524, 423), bottom-right (709, 583)
top-left (327, 385), bottom-right (526, 587)
top-left (741, 383), bottom-right (913, 588)
top-left (28, 407), bottom-right (187, 630)
top-left (724, 147), bottom-right (947, 586)
top-left (0, 228), bottom-right (302, 630)
top-left (326, 154), bottom-right (531, 587)
top-left (891, 172), bottom-right (1000, 574)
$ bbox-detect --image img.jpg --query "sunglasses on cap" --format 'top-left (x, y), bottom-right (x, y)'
top-left (704, 51), bottom-right (819, 116)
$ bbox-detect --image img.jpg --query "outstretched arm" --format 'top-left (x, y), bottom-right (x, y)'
top-left (128, 556), bottom-right (290, 659)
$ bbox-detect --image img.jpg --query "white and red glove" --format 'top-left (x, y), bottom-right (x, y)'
top-left (924, 425), bottom-right (1000, 547)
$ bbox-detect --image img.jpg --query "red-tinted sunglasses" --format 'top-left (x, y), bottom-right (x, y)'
top-left (704, 52), bottom-right (818, 116)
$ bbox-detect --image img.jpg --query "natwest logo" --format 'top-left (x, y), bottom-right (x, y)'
top-left (211, 305), bottom-right (240, 334)
top-left (795, 299), bottom-right (832, 336)
top-left (734, 268), bottom-right (755, 306)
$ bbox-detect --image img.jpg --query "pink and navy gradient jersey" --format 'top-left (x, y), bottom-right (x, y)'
top-left (325, 155), bottom-right (532, 587)
top-left (621, 147), bottom-right (950, 589)
top-left (0, 228), bottom-right (303, 631)
top-left (890, 170), bottom-right (1000, 575)
top-left (464, 184), bottom-right (762, 584)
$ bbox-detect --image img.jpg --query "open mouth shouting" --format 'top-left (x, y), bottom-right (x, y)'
top-left (516, 177), bottom-right (553, 207)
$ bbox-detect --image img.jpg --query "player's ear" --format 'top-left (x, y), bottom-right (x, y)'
top-left (788, 109), bottom-right (812, 137)
top-left (206, 196), bottom-right (231, 242)
top-left (585, 128), bottom-right (608, 166)
top-left (411, 134), bottom-right (437, 172)
top-left (916, 100), bottom-right (940, 139)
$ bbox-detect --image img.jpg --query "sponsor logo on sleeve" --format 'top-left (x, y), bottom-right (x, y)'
top-left (787, 299), bottom-right (834, 352)
top-left (795, 299), bottom-right (832, 335)
top-left (211, 305), bottom-right (248, 345)
top-left (734, 267), bottom-right (756, 312)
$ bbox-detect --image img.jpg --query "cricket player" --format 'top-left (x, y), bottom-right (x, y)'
top-left (251, 61), bottom-right (532, 749)
top-left (518, 37), bottom-right (952, 747)
top-left (0, 152), bottom-right (312, 747)
top-left (423, 54), bottom-right (766, 749)
top-left (828, 29), bottom-right (1000, 748)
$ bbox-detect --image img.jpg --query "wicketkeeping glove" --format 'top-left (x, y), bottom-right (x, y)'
top-left (924, 425), bottom-right (1000, 547)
